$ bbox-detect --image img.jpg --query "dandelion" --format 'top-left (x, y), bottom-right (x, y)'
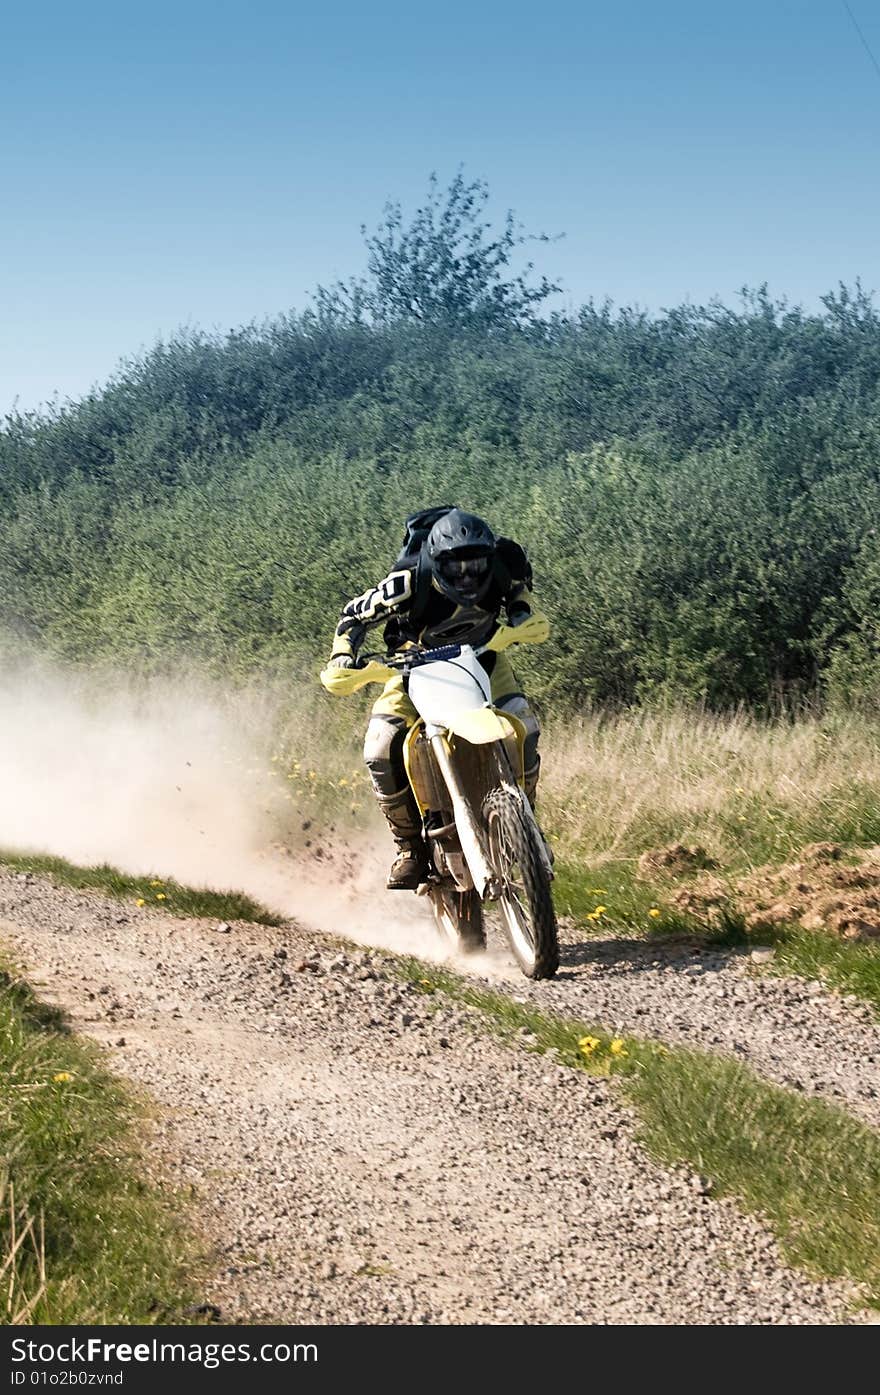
top-left (150, 879), bottom-right (163, 887)
top-left (156, 893), bottom-right (166, 901)
top-left (648, 907), bottom-right (661, 918)
top-left (53, 1072), bottom-right (74, 1083)
top-left (578, 1035), bottom-right (601, 1056)
top-left (594, 905), bottom-right (606, 915)
top-left (609, 1038), bottom-right (628, 1057)
top-left (136, 898), bottom-right (146, 907)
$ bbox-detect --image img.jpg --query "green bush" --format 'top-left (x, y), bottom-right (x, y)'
top-left (2, 179), bottom-right (880, 709)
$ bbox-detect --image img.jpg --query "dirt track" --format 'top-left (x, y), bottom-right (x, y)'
top-left (1, 866), bottom-right (876, 1325)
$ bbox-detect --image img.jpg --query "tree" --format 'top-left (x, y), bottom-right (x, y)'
top-left (332, 171), bottom-right (561, 331)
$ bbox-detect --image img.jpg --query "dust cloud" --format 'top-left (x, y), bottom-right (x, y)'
top-left (0, 660), bottom-right (282, 887)
top-left (0, 658), bottom-right (515, 973)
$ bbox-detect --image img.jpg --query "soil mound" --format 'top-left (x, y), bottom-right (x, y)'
top-left (669, 845), bottom-right (880, 941)
top-left (637, 843), bottom-right (719, 878)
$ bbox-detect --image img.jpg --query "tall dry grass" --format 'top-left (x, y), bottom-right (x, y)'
top-left (282, 690), bottom-right (880, 874)
top-left (540, 707), bottom-right (880, 869)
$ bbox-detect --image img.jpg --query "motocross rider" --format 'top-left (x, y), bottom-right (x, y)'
top-left (326, 507), bottom-right (544, 890)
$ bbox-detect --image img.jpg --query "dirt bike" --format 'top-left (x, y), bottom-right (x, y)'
top-left (320, 614), bottom-right (559, 980)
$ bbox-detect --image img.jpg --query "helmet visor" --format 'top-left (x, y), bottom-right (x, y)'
top-left (436, 553), bottom-right (491, 598)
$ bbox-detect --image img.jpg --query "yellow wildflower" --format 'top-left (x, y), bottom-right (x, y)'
top-left (136, 898), bottom-right (146, 907)
top-left (609, 1038), bottom-right (628, 1057)
top-left (150, 879), bottom-right (163, 887)
top-left (156, 893), bottom-right (166, 901)
top-left (578, 1035), bottom-right (601, 1056)
top-left (53, 1072), bottom-right (74, 1083)
top-left (648, 907), bottom-right (661, 918)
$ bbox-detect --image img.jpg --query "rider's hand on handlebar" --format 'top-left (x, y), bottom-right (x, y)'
top-left (507, 608), bottom-right (532, 627)
top-left (327, 653), bottom-right (361, 670)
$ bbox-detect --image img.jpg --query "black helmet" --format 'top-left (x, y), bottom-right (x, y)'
top-left (426, 509), bottom-right (496, 605)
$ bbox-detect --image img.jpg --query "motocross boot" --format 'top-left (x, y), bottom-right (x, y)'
top-left (377, 789), bottom-right (431, 890)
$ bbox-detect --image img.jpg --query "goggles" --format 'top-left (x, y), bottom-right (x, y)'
top-left (437, 555), bottom-right (491, 582)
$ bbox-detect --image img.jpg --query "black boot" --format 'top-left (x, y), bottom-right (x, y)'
top-left (376, 790), bottom-right (430, 890)
top-left (387, 841), bottom-right (431, 890)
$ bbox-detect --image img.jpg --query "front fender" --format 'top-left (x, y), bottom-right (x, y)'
top-left (446, 708), bottom-right (518, 745)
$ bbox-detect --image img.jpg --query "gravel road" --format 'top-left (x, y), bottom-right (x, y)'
top-left (0, 867), bottom-right (874, 1325)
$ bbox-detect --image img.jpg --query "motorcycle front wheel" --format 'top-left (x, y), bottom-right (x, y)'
top-left (484, 788), bottom-right (559, 980)
top-left (428, 884), bottom-right (486, 956)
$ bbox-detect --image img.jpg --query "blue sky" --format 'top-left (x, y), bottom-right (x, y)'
top-left (2, 0), bottom-right (879, 415)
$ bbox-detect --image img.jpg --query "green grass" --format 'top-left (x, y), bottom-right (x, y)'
top-left (0, 849), bottom-right (282, 926)
top-left (625, 1045), bottom-right (880, 1304)
top-left (394, 959), bottom-right (880, 1309)
top-left (553, 855), bottom-right (705, 936)
top-left (0, 962), bottom-right (198, 1323)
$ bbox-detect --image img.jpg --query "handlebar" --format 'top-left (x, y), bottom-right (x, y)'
top-left (319, 612), bottom-right (551, 695)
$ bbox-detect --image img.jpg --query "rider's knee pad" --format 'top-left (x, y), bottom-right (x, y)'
top-left (496, 694), bottom-right (540, 775)
top-left (363, 714), bottom-right (409, 798)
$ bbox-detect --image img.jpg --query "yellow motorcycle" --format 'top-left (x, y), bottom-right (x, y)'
top-left (320, 615), bottom-right (558, 979)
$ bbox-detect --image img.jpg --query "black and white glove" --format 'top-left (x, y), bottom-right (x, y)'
top-left (328, 652), bottom-right (359, 670)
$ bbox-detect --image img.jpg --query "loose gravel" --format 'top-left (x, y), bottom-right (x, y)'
top-left (0, 868), bottom-right (872, 1324)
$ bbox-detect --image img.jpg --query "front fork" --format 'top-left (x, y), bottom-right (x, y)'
top-left (426, 726), bottom-right (501, 899)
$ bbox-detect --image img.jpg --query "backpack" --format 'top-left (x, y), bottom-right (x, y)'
top-left (392, 505), bottom-right (455, 571)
